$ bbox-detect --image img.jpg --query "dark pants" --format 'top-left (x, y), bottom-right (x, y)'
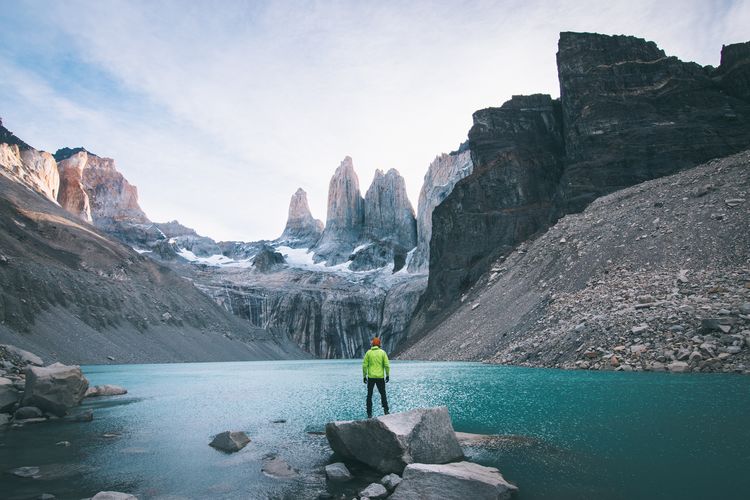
top-left (366, 378), bottom-right (389, 417)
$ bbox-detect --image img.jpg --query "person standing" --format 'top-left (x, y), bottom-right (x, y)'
top-left (362, 337), bottom-right (390, 418)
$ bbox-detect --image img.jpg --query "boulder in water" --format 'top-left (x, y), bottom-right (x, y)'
top-left (325, 406), bottom-right (464, 474)
top-left (325, 462), bottom-right (353, 482)
top-left (23, 363), bottom-right (89, 416)
top-left (85, 385), bottom-right (128, 397)
top-left (14, 406), bottom-right (43, 420)
top-left (390, 461), bottom-right (518, 500)
top-left (91, 492), bottom-right (137, 500)
top-left (209, 431), bottom-right (250, 452)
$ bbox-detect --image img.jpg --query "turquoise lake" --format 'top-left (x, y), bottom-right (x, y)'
top-left (1, 360), bottom-right (749, 499)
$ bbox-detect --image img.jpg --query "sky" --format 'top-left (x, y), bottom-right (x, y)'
top-left (1, 0), bottom-right (748, 242)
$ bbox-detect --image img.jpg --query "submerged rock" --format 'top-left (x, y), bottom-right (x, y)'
top-left (85, 385), bottom-right (128, 397)
top-left (8, 466), bottom-right (41, 478)
top-left (325, 406), bottom-right (464, 474)
top-left (209, 431), bottom-right (250, 452)
top-left (23, 363), bottom-right (89, 417)
top-left (261, 453), bottom-right (299, 479)
top-left (325, 462), bottom-right (353, 482)
top-left (390, 461), bottom-right (518, 500)
top-left (91, 492), bottom-right (137, 500)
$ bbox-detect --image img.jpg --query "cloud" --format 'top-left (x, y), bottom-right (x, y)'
top-left (1, 0), bottom-right (746, 241)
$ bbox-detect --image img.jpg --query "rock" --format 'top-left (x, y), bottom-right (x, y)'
top-left (701, 318), bottom-right (723, 333)
top-left (325, 462), bottom-right (353, 482)
top-left (85, 385), bottom-right (128, 397)
top-left (107, 356), bottom-right (116, 361)
top-left (389, 461), bottom-right (518, 500)
top-left (56, 441), bottom-right (71, 447)
top-left (412, 31), bottom-right (750, 338)
top-left (360, 483), bottom-right (388, 499)
top-left (408, 147), bottom-right (473, 272)
top-left (261, 453), bottom-right (298, 479)
top-left (726, 346), bottom-right (742, 354)
top-left (8, 466), bottom-right (41, 478)
top-left (23, 363), bottom-right (89, 417)
top-left (668, 361), bottom-right (690, 373)
top-left (0, 378), bottom-right (20, 412)
top-left (688, 352), bottom-right (703, 365)
top-left (631, 324), bottom-right (649, 334)
top-left (209, 431), bottom-right (250, 452)
top-left (55, 148), bottom-right (150, 236)
top-left (325, 407), bottom-right (464, 474)
top-left (90, 492), bottom-right (137, 500)
top-left (313, 156), bottom-right (365, 265)
top-left (630, 344), bottom-right (647, 354)
top-left (278, 188), bottom-right (324, 248)
top-left (0, 413), bottom-right (10, 426)
top-left (252, 244), bottom-right (286, 273)
top-left (381, 473), bottom-right (403, 491)
top-left (363, 169), bottom-right (417, 252)
top-left (0, 344), bottom-right (44, 366)
top-left (609, 355), bottom-right (620, 367)
top-left (14, 406), bottom-right (43, 420)
top-left (37, 494), bottom-right (56, 500)
top-left (739, 303), bottom-right (750, 315)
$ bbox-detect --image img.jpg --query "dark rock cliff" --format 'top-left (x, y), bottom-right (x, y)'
top-left (408, 32), bottom-right (750, 343)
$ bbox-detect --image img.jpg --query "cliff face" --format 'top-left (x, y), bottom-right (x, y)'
top-left (278, 188), bottom-right (324, 248)
top-left (0, 124), bottom-right (59, 203)
top-left (194, 266), bottom-right (426, 358)
top-left (408, 146), bottom-right (473, 273)
top-left (399, 150), bottom-right (750, 376)
top-left (556, 32), bottom-right (750, 213)
top-left (363, 169), bottom-right (417, 248)
top-left (409, 32), bottom-right (750, 342)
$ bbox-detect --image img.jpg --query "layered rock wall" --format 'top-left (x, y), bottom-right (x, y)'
top-left (410, 32), bottom-right (750, 343)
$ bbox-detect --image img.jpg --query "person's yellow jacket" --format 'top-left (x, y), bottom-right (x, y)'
top-left (362, 346), bottom-right (390, 379)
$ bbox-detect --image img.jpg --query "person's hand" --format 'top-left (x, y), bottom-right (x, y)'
top-left (363, 377), bottom-right (367, 384)
top-left (386, 376), bottom-right (389, 383)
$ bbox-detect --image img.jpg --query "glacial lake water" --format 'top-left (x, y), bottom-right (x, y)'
top-left (1, 360), bottom-right (749, 499)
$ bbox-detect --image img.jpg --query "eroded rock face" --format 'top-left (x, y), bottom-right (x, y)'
top-left (56, 151), bottom-right (93, 222)
top-left (23, 363), bottom-right (89, 416)
top-left (716, 41), bottom-right (750, 102)
top-left (364, 169), bottom-right (417, 249)
top-left (202, 267), bottom-right (426, 358)
top-left (390, 462), bottom-right (518, 500)
top-left (556, 31), bottom-right (750, 213)
top-left (0, 124), bottom-right (60, 203)
top-left (55, 148), bottom-right (149, 234)
top-left (413, 32), bottom-right (750, 341)
top-left (313, 156), bottom-right (365, 265)
top-left (278, 188), bottom-right (324, 248)
top-left (408, 146), bottom-right (473, 273)
top-left (413, 94), bottom-right (563, 333)
top-left (325, 406), bottom-right (464, 474)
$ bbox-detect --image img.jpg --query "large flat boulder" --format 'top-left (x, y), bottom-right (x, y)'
top-left (0, 344), bottom-right (44, 366)
top-left (390, 461), bottom-right (518, 500)
top-left (85, 385), bottom-right (128, 397)
top-left (325, 406), bottom-right (464, 474)
top-left (22, 363), bottom-right (89, 416)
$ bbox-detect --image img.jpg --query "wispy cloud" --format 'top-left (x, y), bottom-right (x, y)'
top-left (1, 0), bottom-right (746, 240)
